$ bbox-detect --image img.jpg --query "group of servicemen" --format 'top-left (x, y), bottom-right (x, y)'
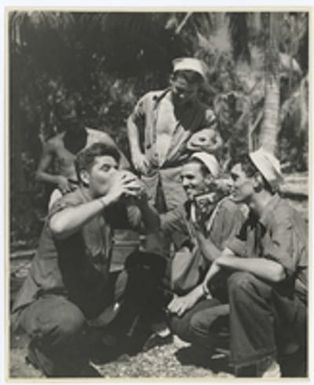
top-left (11, 58), bottom-right (307, 378)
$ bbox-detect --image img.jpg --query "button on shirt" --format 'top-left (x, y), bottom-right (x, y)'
top-left (227, 194), bottom-right (307, 302)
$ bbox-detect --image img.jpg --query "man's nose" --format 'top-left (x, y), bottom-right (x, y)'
top-left (110, 168), bottom-right (119, 178)
top-left (181, 177), bottom-right (188, 187)
top-left (223, 177), bottom-right (234, 191)
top-left (228, 177), bottom-right (234, 188)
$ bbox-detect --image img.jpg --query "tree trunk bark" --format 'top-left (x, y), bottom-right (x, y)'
top-left (259, 13), bottom-right (281, 154)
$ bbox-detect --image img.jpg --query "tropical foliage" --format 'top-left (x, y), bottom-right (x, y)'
top-left (9, 11), bottom-right (309, 244)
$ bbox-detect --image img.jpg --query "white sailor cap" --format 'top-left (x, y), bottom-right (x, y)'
top-left (172, 57), bottom-right (208, 81)
top-left (249, 147), bottom-right (283, 190)
top-left (191, 152), bottom-right (220, 178)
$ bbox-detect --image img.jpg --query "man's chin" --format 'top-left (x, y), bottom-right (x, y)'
top-left (230, 193), bottom-right (241, 202)
top-left (185, 192), bottom-right (196, 201)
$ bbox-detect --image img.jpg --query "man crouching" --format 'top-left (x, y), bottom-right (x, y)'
top-left (160, 153), bottom-right (245, 359)
top-left (11, 143), bottom-right (160, 377)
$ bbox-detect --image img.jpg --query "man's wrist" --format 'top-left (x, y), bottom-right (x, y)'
top-left (98, 196), bottom-right (109, 210)
top-left (202, 282), bottom-right (210, 296)
top-left (130, 146), bottom-right (141, 159)
top-left (56, 175), bottom-right (65, 184)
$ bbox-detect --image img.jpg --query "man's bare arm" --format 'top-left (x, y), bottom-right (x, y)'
top-left (36, 141), bottom-right (58, 184)
top-left (50, 199), bottom-right (108, 240)
top-left (127, 116), bottom-right (149, 174)
top-left (195, 231), bottom-right (222, 261)
top-left (36, 140), bottom-right (73, 193)
top-left (50, 174), bottom-right (139, 239)
top-left (201, 248), bottom-right (235, 291)
top-left (216, 255), bottom-right (286, 283)
top-left (127, 116), bottom-right (142, 158)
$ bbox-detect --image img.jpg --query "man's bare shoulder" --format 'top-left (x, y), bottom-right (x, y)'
top-left (86, 128), bottom-right (115, 145)
top-left (45, 133), bottom-right (65, 150)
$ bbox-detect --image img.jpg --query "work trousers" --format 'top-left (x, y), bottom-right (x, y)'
top-left (169, 272), bottom-right (306, 371)
top-left (228, 272), bottom-right (307, 369)
top-left (169, 298), bottom-right (229, 357)
top-left (16, 254), bottom-right (165, 376)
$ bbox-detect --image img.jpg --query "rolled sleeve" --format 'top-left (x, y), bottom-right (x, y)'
top-left (209, 200), bottom-right (245, 251)
top-left (48, 192), bottom-right (84, 221)
top-left (264, 218), bottom-right (295, 276)
top-left (226, 237), bottom-right (247, 257)
top-left (131, 94), bottom-right (148, 127)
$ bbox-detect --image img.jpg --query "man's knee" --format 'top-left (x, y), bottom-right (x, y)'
top-left (228, 271), bottom-right (271, 303)
top-left (189, 312), bottom-right (210, 336)
top-left (228, 272), bottom-right (258, 292)
top-left (55, 304), bottom-right (85, 337)
top-left (20, 298), bottom-right (85, 342)
top-left (169, 315), bottom-right (192, 343)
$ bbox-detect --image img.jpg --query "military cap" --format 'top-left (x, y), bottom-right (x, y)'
top-left (172, 57), bottom-right (208, 81)
top-left (249, 147), bottom-right (283, 190)
top-left (191, 152), bottom-right (220, 178)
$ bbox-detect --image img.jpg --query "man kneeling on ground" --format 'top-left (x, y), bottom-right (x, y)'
top-left (11, 143), bottom-right (161, 377)
top-left (203, 148), bottom-right (307, 377)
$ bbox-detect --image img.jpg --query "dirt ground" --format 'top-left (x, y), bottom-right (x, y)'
top-left (10, 326), bottom-right (234, 379)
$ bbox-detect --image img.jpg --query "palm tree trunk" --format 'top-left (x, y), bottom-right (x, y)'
top-left (259, 13), bottom-right (280, 154)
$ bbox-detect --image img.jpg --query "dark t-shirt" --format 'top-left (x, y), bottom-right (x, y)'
top-left (13, 189), bottom-right (121, 319)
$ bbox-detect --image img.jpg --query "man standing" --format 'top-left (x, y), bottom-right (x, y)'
top-left (12, 143), bottom-right (159, 377)
top-left (204, 148), bottom-right (307, 377)
top-left (127, 57), bottom-right (222, 215)
top-left (160, 152), bottom-right (244, 353)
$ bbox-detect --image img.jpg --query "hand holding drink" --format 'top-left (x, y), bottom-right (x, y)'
top-left (119, 171), bottom-right (145, 197)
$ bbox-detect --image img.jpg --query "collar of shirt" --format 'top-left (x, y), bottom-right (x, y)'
top-left (184, 199), bottom-right (217, 230)
top-left (152, 88), bottom-right (197, 110)
top-left (152, 88), bottom-right (171, 107)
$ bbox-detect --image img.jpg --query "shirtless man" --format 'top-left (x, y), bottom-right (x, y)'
top-left (127, 58), bottom-right (222, 214)
top-left (36, 100), bottom-right (129, 206)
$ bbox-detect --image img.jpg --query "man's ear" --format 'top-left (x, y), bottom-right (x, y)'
top-left (253, 173), bottom-right (264, 192)
top-left (204, 174), bottom-right (214, 188)
top-left (79, 169), bottom-right (90, 186)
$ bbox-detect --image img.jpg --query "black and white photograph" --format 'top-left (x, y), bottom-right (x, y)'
top-left (6, 8), bottom-right (309, 380)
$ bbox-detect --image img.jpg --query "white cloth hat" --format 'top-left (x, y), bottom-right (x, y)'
top-left (191, 152), bottom-right (220, 178)
top-left (172, 57), bottom-right (208, 81)
top-left (249, 147), bottom-right (283, 189)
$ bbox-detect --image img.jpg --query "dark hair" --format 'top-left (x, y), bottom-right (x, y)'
top-left (75, 143), bottom-right (120, 182)
top-left (172, 70), bottom-right (203, 85)
top-left (63, 119), bottom-right (87, 155)
top-left (229, 155), bottom-right (257, 177)
top-left (230, 155), bottom-right (273, 193)
top-left (55, 97), bottom-right (79, 123)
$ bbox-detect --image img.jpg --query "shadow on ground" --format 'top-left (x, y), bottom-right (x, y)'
top-left (10, 327), bottom-right (233, 379)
